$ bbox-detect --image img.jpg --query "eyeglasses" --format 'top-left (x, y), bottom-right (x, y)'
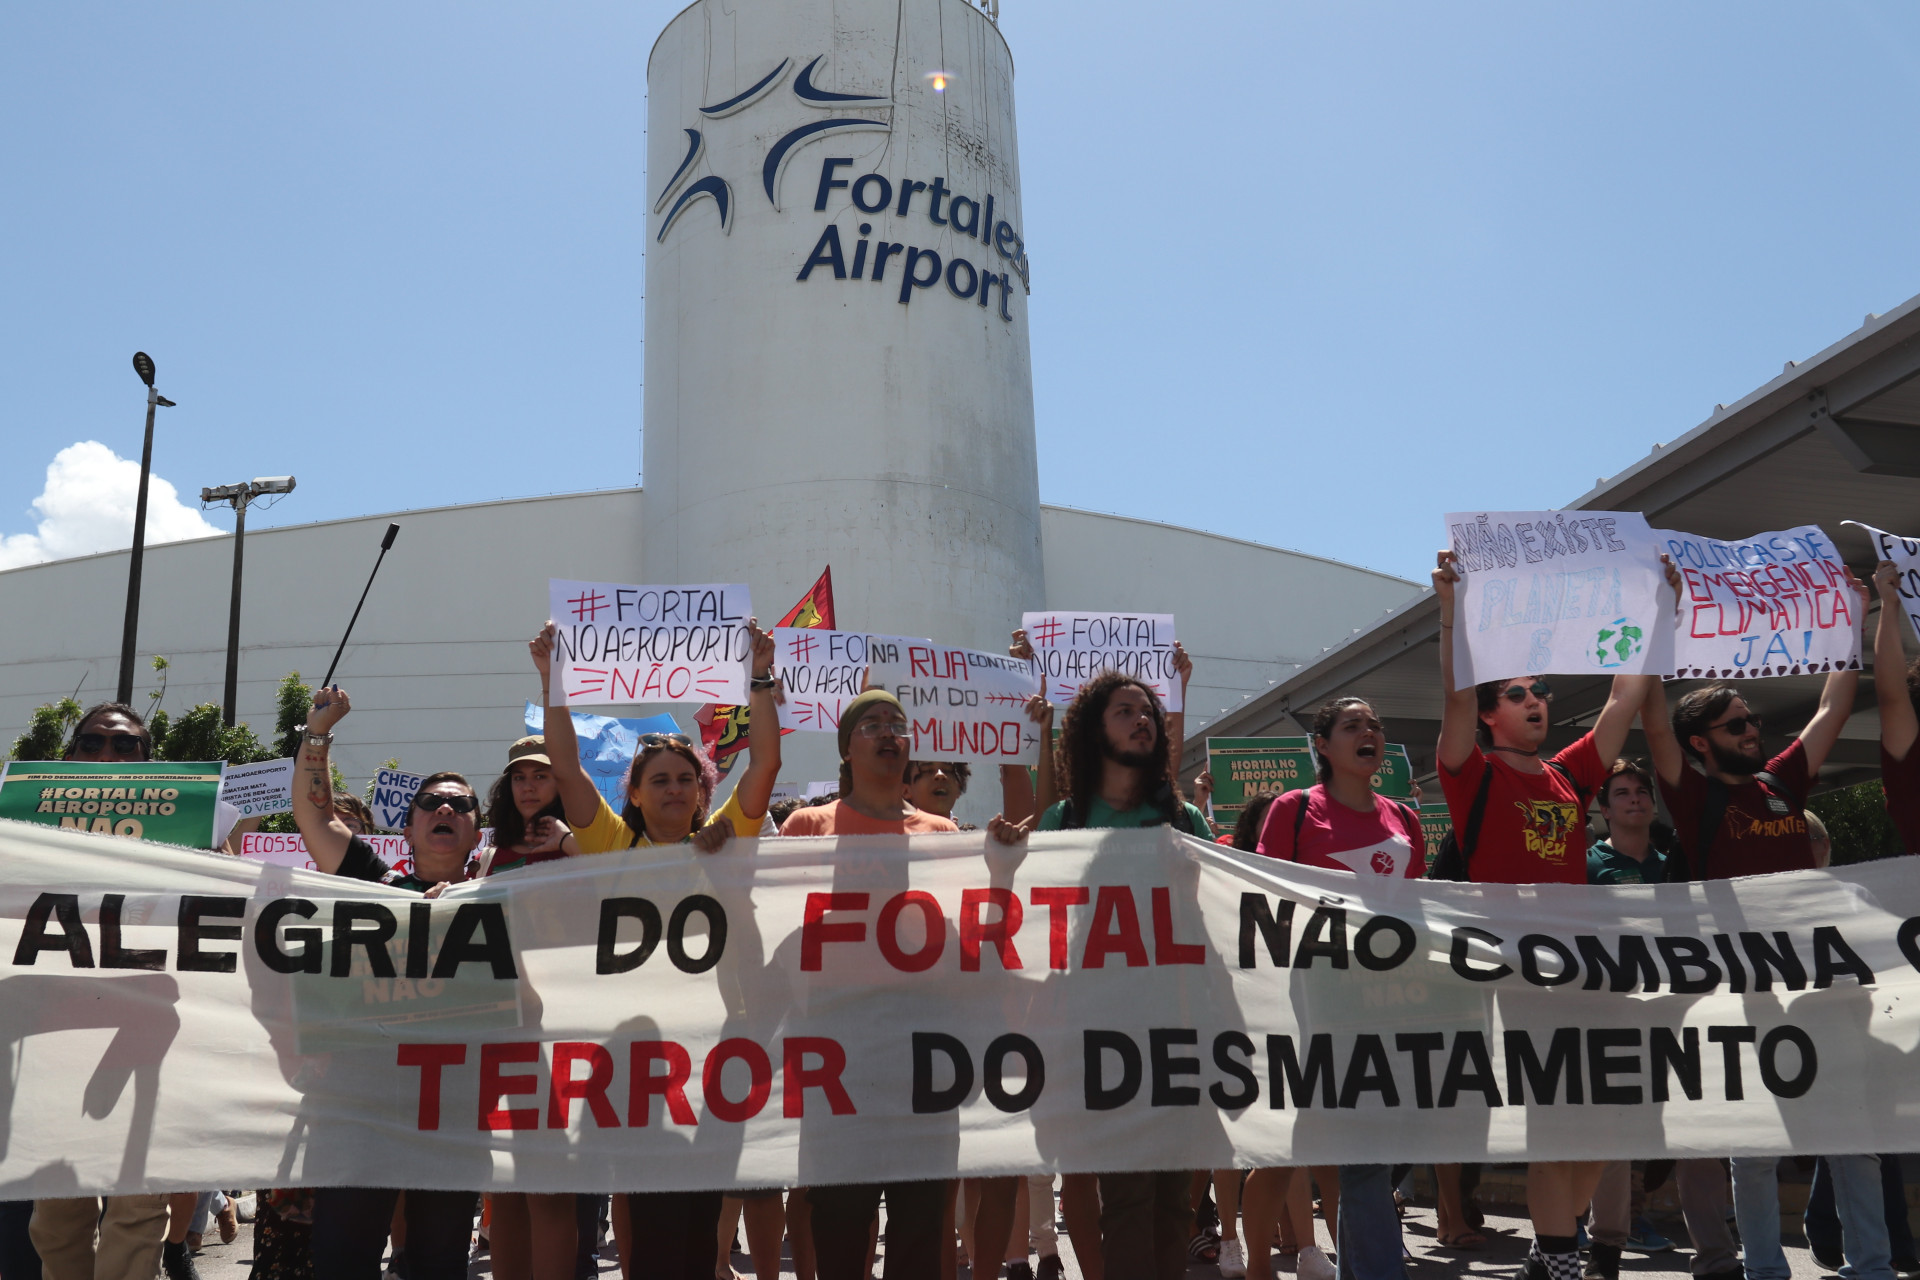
top-left (412, 791), bottom-right (479, 814)
top-left (855, 719), bottom-right (911, 739)
top-left (1500, 680), bottom-right (1553, 704)
top-left (639, 732), bottom-right (693, 748)
top-left (73, 733), bottom-right (147, 757)
top-left (1710, 714), bottom-right (1762, 736)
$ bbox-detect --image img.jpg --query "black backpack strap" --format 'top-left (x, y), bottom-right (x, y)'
top-left (1287, 787), bottom-right (1315, 861)
top-left (1697, 776), bottom-right (1730, 871)
top-left (1755, 770), bottom-right (1802, 813)
top-left (1060, 798), bottom-right (1083, 830)
top-left (1458, 762), bottom-right (1497, 863)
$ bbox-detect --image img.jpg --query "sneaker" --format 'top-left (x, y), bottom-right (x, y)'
top-left (1889, 1257), bottom-right (1920, 1274)
top-left (1298, 1245), bottom-right (1337, 1280)
top-left (233, 1192), bottom-right (257, 1223)
top-left (1627, 1218), bottom-right (1675, 1253)
top-left (1515, 1254), bottom-right (1551, 1280)
top-left (218, 1198), bottom-right (239, 1244)
top-left (1811, 1248), bottom-right (1844, 1273)
top-left (1219, 1239), bottom-right (1247, 1278)
top-left (162, 1241), bottom-right (202, 1280)
top-left (1007, 1263), bottom-right (1034, 1280)
top-left (1036, 1257), bottom-right (1065, 1280)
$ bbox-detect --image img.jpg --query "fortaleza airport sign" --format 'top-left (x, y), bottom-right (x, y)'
top-left (652, 53), bottom-right (1030, 323)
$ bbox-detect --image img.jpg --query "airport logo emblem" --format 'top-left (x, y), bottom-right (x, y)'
top-left (653, 56), bottom-right (891, 242)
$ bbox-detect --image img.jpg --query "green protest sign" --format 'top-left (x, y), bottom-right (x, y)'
top-left (1418, 800), bottom-right (1454, 870)
top-left (0, 760), bottom-right (225, 849)
top-left (1369, 744), bottom-right (1415, 799)
top-left (1204, 737), bottom-right (1312, 837)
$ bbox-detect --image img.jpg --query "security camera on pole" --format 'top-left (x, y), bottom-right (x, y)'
top-left (200, 477), bottom-right (297, 726)
top-left (118, 352), bottom-right (177, 704)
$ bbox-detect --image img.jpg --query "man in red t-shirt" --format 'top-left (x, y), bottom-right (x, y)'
top-left (1873, 560), bottom-right (1920, 854)
top-left (1432, 549), bottom-right (1655, 1280)
top-left (1641, 605), bottom-right (1861, 881)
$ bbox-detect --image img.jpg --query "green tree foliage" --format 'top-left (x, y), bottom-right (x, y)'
top-left (154, 702), bottom-right (274, 766)
top-left (9, 698), bottom-right (82, 761)
top-left (273, 671), bottom-right (312, 759)
top-left (1809, 778), bottom-right (1900, 866)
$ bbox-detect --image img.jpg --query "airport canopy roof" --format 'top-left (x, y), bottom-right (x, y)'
top-left (1183, 291), bottom-right (1920, 794)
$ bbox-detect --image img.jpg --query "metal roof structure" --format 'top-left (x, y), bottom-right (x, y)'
top-left (1183, 291), bottom-right (1920, 794)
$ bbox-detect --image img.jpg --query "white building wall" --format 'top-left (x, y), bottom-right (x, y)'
top-left (0, 489), bottom-right (1416, 826)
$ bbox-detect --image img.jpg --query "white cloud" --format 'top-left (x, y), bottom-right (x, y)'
top-left (0, 441), bottom-right (222, 571)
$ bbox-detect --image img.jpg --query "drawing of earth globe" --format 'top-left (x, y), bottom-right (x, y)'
top-left (1592, 617), bottom-right (1645, 669)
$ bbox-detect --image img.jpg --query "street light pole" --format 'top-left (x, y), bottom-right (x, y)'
top-left (118, 353), bottom-right (175, 704)
top-left (202, 477), bottom-right (296, 727)
top-left (221, 491), bottom-right (250, 726)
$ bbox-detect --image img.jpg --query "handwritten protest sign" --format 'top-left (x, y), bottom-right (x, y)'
top-left (220, 757), bottom-right (296, 818)
top-left (870, 644), bottom-right (1042, 764)
top-left (772, 628), bottom-right (931, 732)
top-left (1445, 510), bottom-right (1673, 684)
top-left (1655, 525), bottom-right (1860, 678)
top-left (548, 579), bottom-right (754, 706)
top-left (1204, 737), bottom-right (1313, 837)
top-left (0, 759), bottom-right (224, 848)
top-left (242, 830), bottom-right (411, 875)
top-left (371, 767), bottom-right (425, 831)
top-left (1844, 522), bottom-right (1920, 646)
top-left (1020, 611), bottom-right (1182, 711)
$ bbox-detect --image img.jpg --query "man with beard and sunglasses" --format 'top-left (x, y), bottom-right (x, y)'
top-left (1434, 550), bottom-right (1656, 1280)
top-left (1636, 573), bottom-right (1889, 1280)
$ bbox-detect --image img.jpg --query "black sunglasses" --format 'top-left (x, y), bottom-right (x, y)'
top-left (1500, 680), bottom-right (1553, 704)
top-left (74, 732), bottom-right (147, 756)
top-left (412, 791), bottom-right (479, 814)
top-left (640, 732), bottom-right (693, 748)
top-left (1710, 714), bottom-right (1762, 736)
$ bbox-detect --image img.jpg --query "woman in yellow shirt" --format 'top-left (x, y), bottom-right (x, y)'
top-left (527, 618), bottom-right (782, 1277)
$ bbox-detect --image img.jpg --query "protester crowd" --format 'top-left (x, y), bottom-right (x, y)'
top-left (4, 553), bottom-right (1919, 1280)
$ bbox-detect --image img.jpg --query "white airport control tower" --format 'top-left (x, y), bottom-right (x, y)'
top-left (642, 0), bottom-right (1043, 648)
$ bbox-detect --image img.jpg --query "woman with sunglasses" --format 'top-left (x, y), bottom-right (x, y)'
top-left (291, 685), bottom-right (485, 1280)
top-left (529, 620), bottom-right (782, 1278)
top-left (1433, 550), bottom-right (1654, 1280)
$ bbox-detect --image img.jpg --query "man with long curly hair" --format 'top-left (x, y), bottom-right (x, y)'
top-left (991, 670), bottom-right (1205, 1280)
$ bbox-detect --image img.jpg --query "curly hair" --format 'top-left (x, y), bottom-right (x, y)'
top-left (619, 740), bottom-right (719, 841)
top-left (63, 702), bottom-right (153, 760)
top-left (1672, 683), bottom-right (1741, 762)
top-left (1056, 671), bottom-right (1180, 815)
top-left (1233, 789), bottom-right (1284, 853)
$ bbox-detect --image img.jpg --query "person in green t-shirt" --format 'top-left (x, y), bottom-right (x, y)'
top-left (989, 669), bottom-right (1203, 1279)
top-left (1586, 758), bottom-right (1671, 887)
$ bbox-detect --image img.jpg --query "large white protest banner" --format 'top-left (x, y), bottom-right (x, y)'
top-left (4, 818), bottom-right (1919, 1197)
top-left (771, 628), bottom-right (930, 733)
top-left (1656, 525), bottom-right (1861, 679)
top-left (241, 830), bottom-right (411, 874)
top-left (870, 643), bottom-right (1043, 764)
top-left (1020, 612), bottom-right (1182, 711)
top-left (219, 758), bottom-right (296, 819)
top-left (1445, 510), bottom-right (1674, 684)
top-left (548, 579), bottom-right (754, 706)
top-left (1845, 521), bottom-right (1920, 644)
top-left (371, 767), bottom-right (426, 832)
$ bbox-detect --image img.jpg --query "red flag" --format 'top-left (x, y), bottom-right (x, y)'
top-left (698, 567), bottom-right (836, 772)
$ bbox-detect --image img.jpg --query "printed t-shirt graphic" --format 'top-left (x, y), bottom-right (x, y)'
top-left (1034, 797), bottom-right (1211, 833)
top-left (1252, 786), bottom-right (1425, 878)
top-left (570, 787), bottom-right (770, 853)
top-left (1437, 732), bottom-right (1606, 885)
top-left (1881, 744), bottom-right (1920, 856)
top-left (1657, 739), bottom-right (1812, 879)
top-left (779, 801), bottom-right (958, 836)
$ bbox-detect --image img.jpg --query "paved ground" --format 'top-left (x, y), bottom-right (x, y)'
top-left (180, 1196), bottom-right (1844, 1280)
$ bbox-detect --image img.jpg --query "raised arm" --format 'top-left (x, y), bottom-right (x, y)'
top-left (1875, 561), bottom-right (1918, 761)
top-left (1433, 550), bottom-right (1478, 774)
top-left (1798, 569), bottom-right (1869, 775)
top-left (1640, 678), bottom-right (1685, 788)
top-left (1592, 674), bottom-right (1655, 765)
top-left (530, 623), bottom-right (604, 828)
top-left (292, 687), bottom-right (354, 874)
top-left (729, 620), bottom-right (782, 823)
top-left (1166, 640), bottom-right (1194, 765)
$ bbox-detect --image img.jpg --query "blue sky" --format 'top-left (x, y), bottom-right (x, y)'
top-left (4, 2), bottom-right (1918, 584)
